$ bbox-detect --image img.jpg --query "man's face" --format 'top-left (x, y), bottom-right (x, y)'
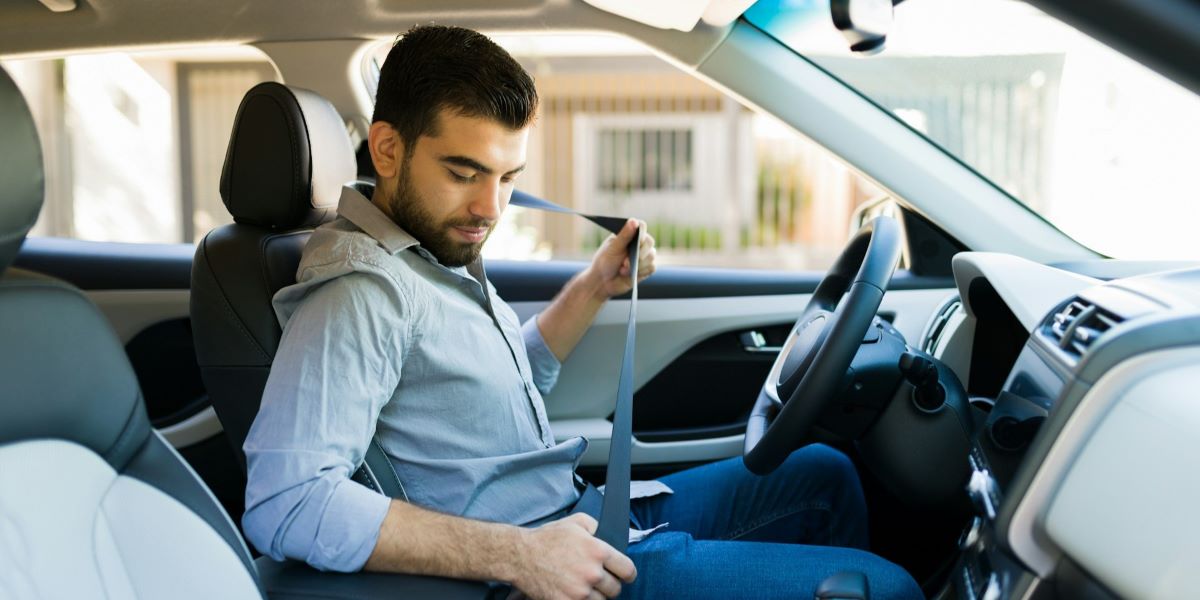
top-left (384, 111), bottom-right (528, 267)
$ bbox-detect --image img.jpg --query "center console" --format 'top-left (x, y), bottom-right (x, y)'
top-left (952, 342), bottom-right (1063, 600)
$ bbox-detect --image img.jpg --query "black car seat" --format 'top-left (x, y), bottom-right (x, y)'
top-left (0, 69), bottom-right (489, 598)
top-left (190, 82), bottom-right (400, 498)
top-left (190, 81), bottom-right (344, 467)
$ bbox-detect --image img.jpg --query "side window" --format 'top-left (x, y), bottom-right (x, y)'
top-left (370, 34), bottom-right (882, 270)
top-left (3, 47), bottom-right (278, 244)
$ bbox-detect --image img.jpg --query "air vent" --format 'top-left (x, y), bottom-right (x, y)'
top-left (1045, 299), bottom-right (1121, 358)
top-left (922, 295), bottom-right (962, 354)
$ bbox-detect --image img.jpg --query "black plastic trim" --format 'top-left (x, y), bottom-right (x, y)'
top-left (491, 261), bottom-right (952, 302)
top-left (17, 237), bottom-right (955, 299)
top-left (635, 422), bottom-right (748, 443)
top-left (16, 237), bottom-right (193, 290)
top-left (124, 317), bottom-right (208, 427)
top-left (255, 557), bottom-right (492, 600)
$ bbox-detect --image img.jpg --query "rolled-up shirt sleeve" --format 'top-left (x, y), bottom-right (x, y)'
top-left (521, 314), bottom-right (562, 395)
top-left (242, 271), bottom-right (405, 573)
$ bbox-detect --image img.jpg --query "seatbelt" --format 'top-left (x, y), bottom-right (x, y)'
top-left (359, 189), bottom-right (640, 554)
top-left (509, 190), bottom-right (639, 554)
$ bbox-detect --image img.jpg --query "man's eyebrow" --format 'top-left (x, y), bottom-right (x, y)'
top-left (439, 155), bottom-right (526, 177)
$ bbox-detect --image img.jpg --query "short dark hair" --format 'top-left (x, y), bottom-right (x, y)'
top-left (372, 25), bottom-right (539, 153)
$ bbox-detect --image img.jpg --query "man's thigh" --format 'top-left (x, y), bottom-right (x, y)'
top-left (631, 444), bottom-right (868, 548)
top-left (622, 532), bottom-right (922, 600)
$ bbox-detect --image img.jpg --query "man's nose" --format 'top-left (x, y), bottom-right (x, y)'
top-left (469, 180), bottom-right (503, 222)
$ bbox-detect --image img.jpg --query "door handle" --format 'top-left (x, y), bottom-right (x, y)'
top-left (739, 330), bottom-right (783, 354)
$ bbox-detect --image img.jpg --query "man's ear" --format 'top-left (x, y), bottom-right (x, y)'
top-left (368, 121), bottom-right (405, 180)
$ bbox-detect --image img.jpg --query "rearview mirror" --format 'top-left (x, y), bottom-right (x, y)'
top-left (830, 0), bottom-right (893, 54)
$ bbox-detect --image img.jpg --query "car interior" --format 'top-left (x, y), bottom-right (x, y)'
top-left (2, 0), bottom-right (1199, 599)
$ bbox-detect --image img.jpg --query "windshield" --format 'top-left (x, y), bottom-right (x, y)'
top-left (745, 0), bottom-right (1200, 260)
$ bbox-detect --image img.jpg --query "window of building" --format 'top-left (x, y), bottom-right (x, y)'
top-left (595, 127), bottom-right (693, 193)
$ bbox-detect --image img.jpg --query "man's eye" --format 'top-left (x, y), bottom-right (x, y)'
top-left (448, 170), bottom-right (475, 183)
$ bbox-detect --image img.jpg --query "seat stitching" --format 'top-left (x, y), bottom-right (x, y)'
top-left (102, 393), bottom-right (148, 470)
top-left (91, 500), bottom-right (116, 599)
top-left (198, 237), bottom-right (271, 362)
top-left (354, 466), bottom-right (379, 493)
top-left (275, 87), bottom-right (305, 216)
top-left (93, 473), bottom-right (129, 600)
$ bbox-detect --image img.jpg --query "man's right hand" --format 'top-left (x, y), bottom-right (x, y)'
top-left (511, 513), bottom-right (637, 600)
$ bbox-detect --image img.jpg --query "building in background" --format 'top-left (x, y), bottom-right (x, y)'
top-left (488, 35), bottom-right (881, 269)
top-left (5, 47), bottom-right (275, 245)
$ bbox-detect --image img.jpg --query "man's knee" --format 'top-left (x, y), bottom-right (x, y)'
top-left (783, 443), bottom-right (861, 490)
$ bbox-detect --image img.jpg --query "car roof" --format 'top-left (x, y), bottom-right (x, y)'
top-left (5, 0), bottom-right (1197, 96)
top-left (0, 0), bottom-right (723, 65)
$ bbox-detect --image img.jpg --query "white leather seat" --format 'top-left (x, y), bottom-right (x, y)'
top-left (0, 65), bottom-right (264, 600)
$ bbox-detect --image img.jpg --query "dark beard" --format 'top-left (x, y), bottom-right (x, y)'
top-left (385, 159), bottom-right (495, 267)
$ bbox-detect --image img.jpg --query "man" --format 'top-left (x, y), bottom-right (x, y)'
top-left (244, 25), bottom-right (922, 600)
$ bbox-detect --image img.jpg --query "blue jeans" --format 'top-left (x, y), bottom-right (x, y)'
top-left (621, 444), bottom-right (923, 599)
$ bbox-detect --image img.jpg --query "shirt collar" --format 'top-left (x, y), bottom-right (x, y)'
top-left (336, 184), bottom-right (419, 255)
top-left (336, 184), bottom-right (486, 277)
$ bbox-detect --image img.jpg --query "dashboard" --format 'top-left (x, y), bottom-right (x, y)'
top-left (923, 253), bottom-right (1200, 600)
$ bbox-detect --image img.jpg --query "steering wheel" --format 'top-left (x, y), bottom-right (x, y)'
top-left (743, 216), bottom-right (903, 475)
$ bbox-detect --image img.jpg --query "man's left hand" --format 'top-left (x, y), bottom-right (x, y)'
top-left (584, 219), bottom-right (656, 299)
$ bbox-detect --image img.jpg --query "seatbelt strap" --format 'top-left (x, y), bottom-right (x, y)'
top-left (510, 190), bottom-right (638, 554)
top-left (359, 189), bottom-right (639, 554)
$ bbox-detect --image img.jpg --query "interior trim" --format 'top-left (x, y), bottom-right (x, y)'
top-left (952, 252), bottom-right (1099, 333)
top-left (552, 417), bottom-right (744, 466)
top-left (537, 287), bottom-right (953, 469)
top-left (86, 289), bottom-right (191, 343)
top-left (1044, 353), bottom-right (1200, 599)
top-left (158, 406), bottom-right (224, 449)
top-left (1007, 347), bottom-right (1200, 578)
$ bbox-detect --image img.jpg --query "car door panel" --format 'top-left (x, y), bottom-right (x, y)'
top-left (509, 282), bottom-right (956, 467)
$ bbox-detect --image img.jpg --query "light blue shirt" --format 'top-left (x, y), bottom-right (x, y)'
top-left (242, 186), bottom-right (589, 572)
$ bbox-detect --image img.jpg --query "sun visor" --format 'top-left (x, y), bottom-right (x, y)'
top-left (583, 0), bottom-right (757, 32)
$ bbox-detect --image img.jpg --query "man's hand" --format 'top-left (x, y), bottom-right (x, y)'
top-left (583, 219), bottom-right (656, 300)
top-left (511, 513), bottom-right (637, 600)
top-left (535, 218), bottom-right (656, 362)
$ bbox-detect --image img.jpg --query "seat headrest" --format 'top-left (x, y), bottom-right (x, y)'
top-left (0, 66), bottom-right (45, 275)
top-left (220, 82), bottom-right (354, 229)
